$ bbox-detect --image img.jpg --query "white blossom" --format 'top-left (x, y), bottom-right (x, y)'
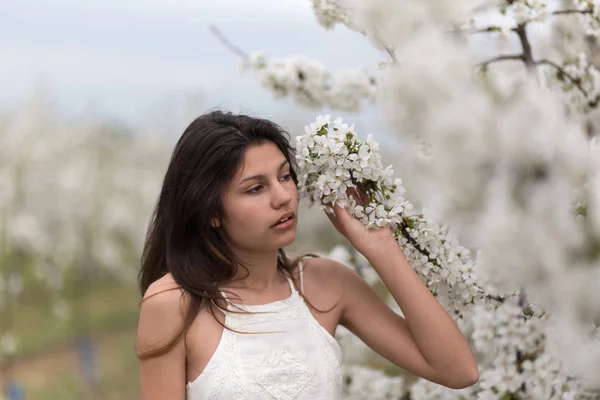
top-left (342, 365), bottom-right (404, 399)
top-left (296, 116), bottom-right (486, 319)
top-left (240, 52), bottom-right (377, 112)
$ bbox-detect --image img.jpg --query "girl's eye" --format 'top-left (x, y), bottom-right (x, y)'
top-left (247, 186), bottom-right (262, 194)
top-left (246, 174), bottom-right (292, 195)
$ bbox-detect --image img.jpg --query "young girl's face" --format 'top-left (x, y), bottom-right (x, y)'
top-left (216, 141), bottom-right (298, 252)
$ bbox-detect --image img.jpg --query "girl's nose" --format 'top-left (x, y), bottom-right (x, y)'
top-left (272, 181), bottom-right (293, 207)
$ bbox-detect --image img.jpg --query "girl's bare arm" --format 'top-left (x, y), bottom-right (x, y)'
top-left (137, 283), bottom-right (187, 400)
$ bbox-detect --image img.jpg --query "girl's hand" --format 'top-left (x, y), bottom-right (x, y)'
top-left (323, 186), bottom-right (395, 256)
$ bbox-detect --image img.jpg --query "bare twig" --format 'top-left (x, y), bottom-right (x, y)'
top-left (468, 26), bottom-right (517, 35)
top-left (552, 9), bottom-right (593, 16)
top-left (208, 24), bottom-right (323, 105)
top-left (478, 54), bottom-right (524, 69)
top-left (208, 25), bottom-right (249, 61)
top-left (371, 34), bottom-right (398, 63)
top-left (536, 59), bottom-right (588, 97)
top-left (384, 46), bottom-right (398, 64)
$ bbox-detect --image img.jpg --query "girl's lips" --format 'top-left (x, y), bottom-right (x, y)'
top-left (271, 211), bottom-right (295, 227)
top-left (271, 216), bottom-right (294, 230)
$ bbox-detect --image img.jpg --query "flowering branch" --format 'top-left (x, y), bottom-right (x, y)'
top-left (540, 54), bottom-right (600, 112)
top-left (536, 58), bottom-right (589, 97)
top-left (295, 115), bottom-right (484, 319)
top-left (467, 24), bottom-right (535, 72)
top-left (209, 25), bottom-right (377, 112)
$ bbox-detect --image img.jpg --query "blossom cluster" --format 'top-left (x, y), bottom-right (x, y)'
top-left (409, 378), bottom-right (474, 400)
top-left (574, 0), bottom-right (600, 36)
top-left (240, 52), bottom-right (377, 112)
top-left (342, 365), bottom-right (404, 399)
top-left (296, 115), bottom-right (484, 320)
top-left (498, 0), bottom-right (550, 24)
top-left (310, 0), bottom-right (348, 30)
top-left (542, 52), bottom-right (600, 114)
top-left (472, 298), bottom-right (600, 398)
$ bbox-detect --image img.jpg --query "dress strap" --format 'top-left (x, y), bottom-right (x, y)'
top-left (298, 260), bottom-right (305, 294)
top-left (218, 287), bottom-right (229, 300)
top-left (217, 287), bottom-right (235, 312)
top-left (284, 273), bottom-right (297, 294)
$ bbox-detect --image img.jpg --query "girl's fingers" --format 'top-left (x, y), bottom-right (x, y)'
top-left (325, 210), bottom-right (341, 232)
top-left (346, 185), bottom-right (368, 207)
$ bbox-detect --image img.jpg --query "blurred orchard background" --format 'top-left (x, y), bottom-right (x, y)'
top-left (0, 1), bottom-right (393, 399)
top-left (4, 0), bottom-right (600, 399)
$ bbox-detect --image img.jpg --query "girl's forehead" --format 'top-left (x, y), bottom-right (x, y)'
top-left (243, 142), bottom-right (283, 162)
top-left (237, 144), bottom-right (285, 172)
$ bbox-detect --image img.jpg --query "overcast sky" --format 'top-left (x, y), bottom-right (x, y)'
top-left (1, 0), bottom-right (398, 142)
top-left (1, 0), bottom-right (547, 144)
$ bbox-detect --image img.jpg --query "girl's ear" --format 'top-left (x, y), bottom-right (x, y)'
top-left (211, 217), bottom-right (220, 228)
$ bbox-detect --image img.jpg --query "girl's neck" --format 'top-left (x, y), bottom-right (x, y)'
top-left (226, 250), bottom-right (284, 293)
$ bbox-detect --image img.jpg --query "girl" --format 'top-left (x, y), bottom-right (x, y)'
top-left (136, 111), bottom-right (479, 399)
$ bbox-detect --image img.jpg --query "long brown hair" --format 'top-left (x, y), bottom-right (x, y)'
top-left (137, 110), bottom-right (320, 359)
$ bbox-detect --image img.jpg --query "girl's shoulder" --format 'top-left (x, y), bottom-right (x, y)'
top-left (142, 273), bottom-right (181, 302)
top-left (137, 273), bottom-right (187, 355)
top-left (296, 254), bottom-right (356, 285)
top-left (293, 254), bottom-right (354, 310)
top-left (138, 274), bottom-right (195, 332)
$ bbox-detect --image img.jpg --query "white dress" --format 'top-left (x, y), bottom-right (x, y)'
top-left (186, 261), bottom-right (343, 399)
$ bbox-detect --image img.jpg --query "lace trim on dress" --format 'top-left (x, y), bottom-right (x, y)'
top-left (254, 344), bottom-right (316, 399)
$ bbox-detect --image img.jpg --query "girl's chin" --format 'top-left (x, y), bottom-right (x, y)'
top-left (274, 231), bottom-right (297, 246)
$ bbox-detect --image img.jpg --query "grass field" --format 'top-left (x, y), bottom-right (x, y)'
top-left (1, 276), bottom-right (142, 400)
top-left (11, 328), bottom-right (139, 400)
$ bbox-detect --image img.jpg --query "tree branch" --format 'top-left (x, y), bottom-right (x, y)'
top-left (478, 54), bottom-right (524, 69)
top-left (370, 34), bottom-right (398, 64)
top-left (208, 25), bottom-right (249, 61)
top-left (515, 23), bottom-right (535, 71)
top-left (552, 9), bottom-right (593, 16)
top-left (208, 24), bottom-right (324, 107)
top-left (468, 26), bottom-right (517, 35)
top-left (474, 22), bottom-right (534, 71)
top-left (384, 46), bottom-right (398, 64)
top-left (536, 59), bottom-right (589, 97)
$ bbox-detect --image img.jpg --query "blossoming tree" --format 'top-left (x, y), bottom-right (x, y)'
top-left (218, 0), bottom-right (600, 398)
top-left (0, 94), bottom-right (169, 373)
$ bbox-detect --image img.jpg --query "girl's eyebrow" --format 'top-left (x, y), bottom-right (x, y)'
top-left (238, 160), bottom-right (289, 185)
